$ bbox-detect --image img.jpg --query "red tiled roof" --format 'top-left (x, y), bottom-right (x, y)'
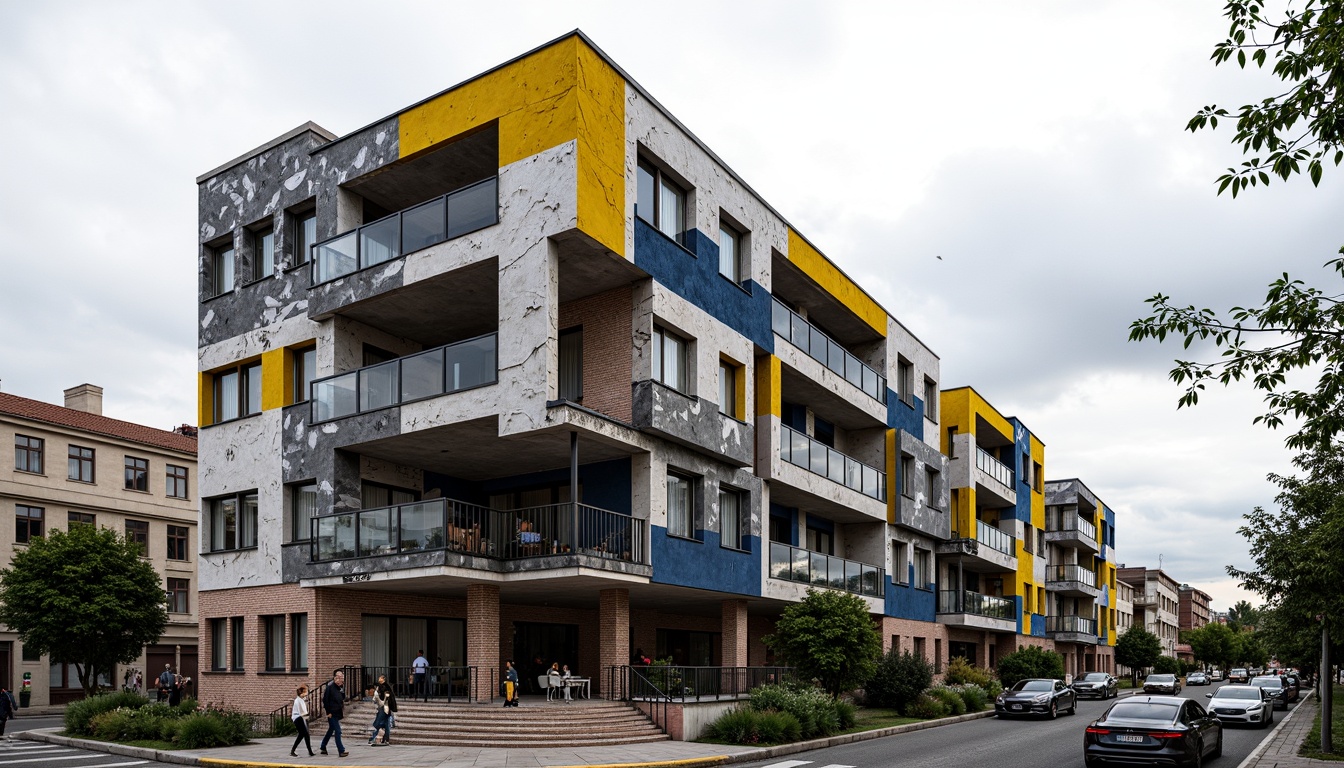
top-left (0, 392), bottom-right (197, 455)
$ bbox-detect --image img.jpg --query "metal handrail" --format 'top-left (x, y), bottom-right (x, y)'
top-left (767, 541), bottom-right (884, 597)
top-left (343, 665), bottom-right (478, 702)
top-left (1046, 564), bottom-right (1098, 588)
top-left (1046, 615), bottom-right (1098, 635)
top-left (976, 519), bottom-right (1016, 556)
top-left (770, 298), bottom-right (887, 404)
top-left (975, 446), bottom-right (1015, 488)
top-left (1048, 511), bottom-right (1098, 541)
top-left (937, 589), bottom-right (1016, 620)
top-left (779, 424), bottom-right (886, 501)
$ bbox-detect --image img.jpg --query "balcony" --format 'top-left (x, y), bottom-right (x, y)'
top-left (936, 589), bottom-right (1017, 631)
top-left (768, 542), bottom-right (884, 598)
top-left (310, 333), bottom-right (497, 423)
top-left (1045, 564), bottom-right (1101, 598)
top-left (1045, 614), bottom-right (1098, 643)
top-left (311, 497), bottom-right (646, 568)
top-left (771, 298), bottom-right (886, 404)
top-left (935, 519), bottom-right (1017, 572)
top-left (976, 519), bottom-right (1016, 556)
top-left (975, 446), bottom-right (1015, 488)
top-left (779, 425), bottom-right (886, 501)
top-left (311, 177), bottom-right (499, 285)
top-left (1045, 511), bottom-right (1099, 553)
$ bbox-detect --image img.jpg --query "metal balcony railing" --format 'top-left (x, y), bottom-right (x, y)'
top-left (770, 298), bottom-right (886, 404)
top-left (1046, 615), bottom-right (1098, 635)
top-left (1046, 564), bottom-right (1098, 588)
top-left (937, 589), bottom-right (1016, 620)
top-left (976, 519), bottom-right (1016, 556)
top-left (975, 445), bottom-right (1015, 488)
top-left (309, 333), bottom-right (497, 423)
top-left (768, 541), bottom-right (884, 597)
top-left (779, 425), bottom-right (886, 501)
top-left (1048, 511), bottom-right (1098, 541)
top-left (311, 176), bottom-right (499, 285)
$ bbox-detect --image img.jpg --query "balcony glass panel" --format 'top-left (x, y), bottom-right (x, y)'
top-left (844, 352), bottom-right (864, 389)
top-left (809, 440), bottom-right (828, 476)
top-left (1046, 615), bottom-right (1098, 635)
top-left (770, 298), bottom-right (886, 404)
top-left (358, 508), bottom-right (394, 557)
top-left (360, 361), bottom-right (399, 411)
top-left (314, 232), bottom-right (357, 284)
top-left (360, 217), bottom-right (400, 268)
top-left (311, 334), bottom-right (498, 423)
top-left (808, 326), bottom-right (827, 364)
top-left (447, 178), bottom-right (498, 237)
top-left (769, 542), bottom-right (791, 580)
top-left (779, 425), bottom-right (886, 501)
top-left (313, 372), bottom-right (358, 422)
top-left (1046, 564), bottom-right (1097, 588)
top-left (975, 446), bottom-right (1016, 487)
top-left (771, 300), bottom-right (792, 338)
top-left (768, 541), bottom-right (884, 598)
top-left (401, 197), bottom-right (446, 253)
top-left (791, 546), bottom-right (811, 583)
top-left (938, 589), bottom-right (1015, 620)
top-left (827, 338), bottom-right (845, 372)
top-left (400, 348), bottom-right (444, 402)
top-left (861, 565), bottom-right (880, 596)
top-left (845, 561), bottom-right (861, 593)
top-left (315, 515), bottom-right (355, 560)
top-left (790, 429), bottom-right (809, 464)
top-left (811, 551), bottom-right (830, 586)
top-left (444, 334), bottom-right (496, 390)
top-left (398, 502), bottom-right (440, 552)
top-left (976, 519), bottom-right (1016, 556)
top-left (844, 457), bottom-right (862, 490)
top-left (827, 450), bottom-right (845, 484)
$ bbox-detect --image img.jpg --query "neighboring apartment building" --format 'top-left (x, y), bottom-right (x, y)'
top-left (0, 386), bottom-right (198, 704)
top-left (194, 32), bottom-right (956, 708)
top-left (1043, 479), bottom-right (1118, 676)
top-left (1179, 584), bottom-right (1212, 631)
top-left (1117, 566), bottom-right (1181, 659)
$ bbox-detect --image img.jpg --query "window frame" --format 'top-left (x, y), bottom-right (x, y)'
top-left (718, 218), bottom-right (742, 282)
top-left (914, 547), bottom-right (933, 590)
top-left (167, 524), bottom-right (189, 561)
top-left (651, 325), bottom-right (690, 393)
top-left (265, 615), bottom-right (286, 672)
top-left (636, 156), bottom-right (688, 243)
top-left (900, 454), bottom-right (915, 499)
top-left (250, 223), bottom-right (275, 283)
top-left (230, 617), bottom-right (245, 671)
top-left (210, 618), bottom-right (228, 671)
top-left (666, 471), bottom-right (698, 541)
top-left (209, 237), bottom-right (236, 297)
top-left (166, 577), bottom-right (189, 614)
top-left (292, 345), bottom-right (317, 403)
top-left (68, 511), bottom-right (95, 527)
top-left (291, 208), bottom-right (318, 268)
top-left (558, 326), bottom-right (583, 401)
top-left (291, 613), bottom-right (309, 671)
top-left (209, 492), bottom-right (258, 553)
top-left (211, 361), bottom-right (264, 423)
top-left (166, 464), bottom-right (189, 499)
top-left (15, 435), bottom-right (43, 474)
top-left (718, 486), bottom-right (747, 552)
top-left (897, 358), bottom-right (914, 405)
top-left (718, 359), bottom-right (740, 420)
top-left (68, 445), bottom-right (95, 483)
top-left (125, 519), bottom-right (150, 557)
top-left (923, 377), bottom-right (938, 421)
top-left (124, 455), bottom-right (149, 492)
top-left (290, 482), bottom-right (318, 542)
top-left (893, 539), bottom-right (910, 585)
top-left (15, 505), bottom-right (44, 544)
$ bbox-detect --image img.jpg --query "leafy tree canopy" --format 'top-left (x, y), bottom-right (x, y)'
top-left (1184, 622), bottom-right (1242, 671)
top-left (995, 645), bottom-right (1065, 689)
top-left (0, 524), bottom-right (168, 696)
top-left (762, 588), bottom-right (881, 697)
top-left (1116, 626), bottom-right (1163, 680)
top-left (1227, 600), bottom-right (1263, 633)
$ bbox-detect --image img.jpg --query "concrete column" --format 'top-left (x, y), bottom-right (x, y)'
top-left (721, 599), bottom-right (749, 667)
top-left (467, 584), bottom-right (500, 701)
top-left (599, 588), bottom-right (630, 697)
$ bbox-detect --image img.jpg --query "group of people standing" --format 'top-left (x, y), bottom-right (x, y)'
top-left (289, 668), bottom-right (401, 758)
top-left (156, 664), bottom-right (189, 705)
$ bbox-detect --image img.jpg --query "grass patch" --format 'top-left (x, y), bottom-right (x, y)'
top-left (848, 707), bottom-right (921, 731)
top-left (1300, 684), bottom-right (1344, 761)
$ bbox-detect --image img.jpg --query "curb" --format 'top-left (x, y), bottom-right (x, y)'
top-left (718, 709), bottom-right (997, 765)
top-left (18, 728), bottom-right (198, 766)
top-left (1233, 688), bottom-right (1315, 768)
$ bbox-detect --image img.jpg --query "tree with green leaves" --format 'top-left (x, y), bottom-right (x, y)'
top-left (1227, 600), bottom-right (1262, 633)
top-left (995, 645), bottom-right (1065, 689)
top-left (1116, 625), bottom-right (1163, 684)
top-left (762, 588), bottom-right (881, 697)
top-left (0, 524), bottom-right (168, 697)
top-left (1184, 622), bottom-right (1242, 672)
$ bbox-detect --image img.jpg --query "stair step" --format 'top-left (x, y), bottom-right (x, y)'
top-left (342, 699), bottom-right (668, 747)
top-left (381, 734), bottom-right (671, 747)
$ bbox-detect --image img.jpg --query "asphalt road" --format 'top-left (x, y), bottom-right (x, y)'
top-left (736, 681), bottom-right (1302, 768)
top-left (0, 739), bottom-right (178, 768)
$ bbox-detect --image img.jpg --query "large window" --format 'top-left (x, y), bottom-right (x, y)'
top-left (68, 511), bottom-right (95, 527)
top-left (124, 456), bottom-right (149, 491)
top-left (210, 240), bottom-right (235, 296)
top-left (293, 209), bottom-right (317, 267)
top-left (291, 613), bottom-right (309, 671)
top-left (718, 220), bottom-right (741, 281)
top-left (210, 619), bottom-right (227, 670)
top-left (231, 617), bottom-right (245, 671)
top-left (636, 158), bottom-right (687, 241)
top-left (718, 360), bottom-right (738, 419)
top-left (265, 615), bottom-right (286, 671)
top-left (293, 346), bottom-right (316, 403)
top-left (166, 578), bottom-right (189, 614)
top-left (558, 327), bottom-right (583, 401)
top-left (251, 224), bottom-right (275, 282)
top-left (15, 435), bottom-right (43, 474)
top-left (68, 445), bottom-right (94, 483)
top-left (719, 487), bottom-right (746, 551)
top-left (167, 525), bottom-right (189, 560)
top-left (291, 483), bottom-right (318, 541)
top-left (166, 465), bottom-right (189, 499)
top-left (126, 519), bottom-right (149, 556)
top-left (914, 548), bottom-right (932, 590)
top-left (213, 361), bottom-right (263, 422)
top-left (900, 455), bottom-right (915, 498)
top-left (210, 493), bottom-right (258, 552)
top-left (16, 505), bottom-right (43, 543)
top-left (893, 540), bottom-right (910, 585)
top-left (924, 377), bottom-right (938, 421)
top-left (897, 358), bottom-right (914, 405)
top-left (651, 325), bottom-right (689, 393)
top-left (666, 472), bottom-right (696, 539)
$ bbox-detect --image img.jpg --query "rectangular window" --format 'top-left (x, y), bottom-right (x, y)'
top-left (212, 361), bottom-right (263, 422)
top-left (16, 505), bottom-right (43, 543)
top-left (211, 241), bottom-right (235, 296)
top-left (291, 483), bottom-right (318, 541)
top-left (900, 455), bottom-right (914, 498)
top-left (558, 327), bottom-right (583, 401)
top-left (923, 377), bottom-right (938, 421)
top-left (897, 358), bottom-right (914, 405)
top-left (806, 526), bottom-right (832, 555)
top-left (68, 445), bottom-right (94, 483)
top-left (252, 225), bottom-right (275, 281)
top-left (652, 325), bottom-right (689, 393)
top-left (167, 525), bottom-right (189, 560)
top-left (68, 511), bottom-right (95, 527)
top-left (913, 636), bottom-right (926, 663)
top-left (210, 492), bottom-right (258, 552)
top-left (666, 472), bottom-right (695, 539)
top-left (293, 346), bottom-right (317, 403)
top-left (210, 619), bottom-right (227, 671)
top-left (166, 464), bottom-right (189, 499)
top-left (15, 435), bottom-right (43, 474)
top-left (925, 467), bottom-right (939, 508)
top-left (914, 548), bottom-right (932, 589)
top-left (126, 519), bottom-right (149, 556)
top-left (718, 220), bottom-right (740, 281)
top-left (718, 360), bottom-right (740, 419)
top-left (124, 456), bottom-right (149, 492)
top-left (230, 617), bottom-right (245, 671)
top-left (21, 644), bottom-right (40, 662)
top-left (719, 487), bottom-right (745, 551)
top-left (265, 615), bottom-right (286, 671)
top-left (893, 540), bottom-right (910, 585)
top-left (934, 638), bottom-right (943, 673)
top-left (294, 210), bottom-right (317, 266)
top-left (291, 613), bottom-right (309, 671)
top-left (167, 578), bottom-right (189, 614)
top-left (636, 157), bottom-right (687, 241)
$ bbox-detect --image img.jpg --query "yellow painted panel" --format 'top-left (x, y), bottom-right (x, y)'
top-left (734, 360), bottom-right (747, 419)
top-left (755, 355), bottom-right (781, 417)
top-left (786, 228), bottom-right (886, 336)
top-left (198, 372), bottom-right (214, 427)
top-left (573, 42), bottom-right (626, 257)
top-left (261, 349), bottom-right (286, 411)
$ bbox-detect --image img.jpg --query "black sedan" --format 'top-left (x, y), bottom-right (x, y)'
top-left (1250, 675), bottom-right (1292, 709)
top-left (1072, 672), bottom-right (1119, 699)
top-left (1084, 696), bottom-right (1223, 767)
top-left (995, 678), bottom-right (1077, 719)
top-left (1143, 673), bottom-right (1183, 695)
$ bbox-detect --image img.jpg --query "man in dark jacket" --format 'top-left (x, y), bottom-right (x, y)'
top-left (319, 670), bottom-right (348, 757)
top-left (0, 687), bottom-right (14, 736)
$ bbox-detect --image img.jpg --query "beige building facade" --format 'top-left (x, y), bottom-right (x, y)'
top-left (1, 385), bottom-right (198, 705)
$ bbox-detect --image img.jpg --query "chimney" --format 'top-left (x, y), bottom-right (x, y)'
top-left (63, 384), bottom-right (104, 415)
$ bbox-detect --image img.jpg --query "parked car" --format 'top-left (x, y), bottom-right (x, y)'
top-left (1072, 672), bottom-right (1119, 699)
top-left (1249, 675), bottom-right (1291, 709)
top-left (1084, 696), bottom-right (1223, 768)
top-left (1206, 684), bottom-right (1275, 728)
top-left (1285, 672), bottom-right (1306, 692)
top-left (995, 678), bottom-right (1077, 719)
top-left (1187, 671), bottom-right (1210, 686)
top-left (1229, 667), bottom-right (1250, 683)
top-left (1209, 669), bottom-right (1224, 682)
top-left (1143, 673), bottom-right (1183, 695)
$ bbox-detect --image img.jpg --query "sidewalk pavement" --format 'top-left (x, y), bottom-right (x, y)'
top-left (1239, 689), bottom-right (1338, 768)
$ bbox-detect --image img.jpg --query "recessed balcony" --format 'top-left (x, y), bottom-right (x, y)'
top-left (779, 425), bottom-right (886, 502)
top-left (1046, 564), bottom-right (1101, 598)
top-left (1045, 512), bottom-right (1099, 553)
top-left (936, 589), bottom-right (1017, 631)
top-left (974, 445), bottom-right (1017, 506)
top-left (771, 298), bottom-right (886, 405)
top-left (768, 541), bottom-right (884, 598)
top-left (935, 519), bottom-right (1018, 572)
top-left (1045, 614), bottom-right (1098, 643)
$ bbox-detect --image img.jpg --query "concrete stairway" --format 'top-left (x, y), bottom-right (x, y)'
top-left (355, 698), bottom-right (671, 747)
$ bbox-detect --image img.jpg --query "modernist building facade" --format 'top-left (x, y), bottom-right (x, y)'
top-left (0, 386), bottom-right (198, 704)
top-left (194, 32), bottom-right (1121, 708)
top-left (1118, 567), bottom-right (1182, 659)
top-left (1043, 478), bottom-right (1117, 676)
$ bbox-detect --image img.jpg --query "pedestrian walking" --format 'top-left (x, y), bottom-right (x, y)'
top-left (502, 660), bottom-right (519, 707)
top-left (0, 687), bottom-right (15, 736)
top-left (319, 670), bottom-right (349, 757)
top-left (367, 675), bottom-right (395, 745)
top-left (412, 650), bottom-right (429, 701)
top-left (289, 685), bottom-right (314, 757)
top-left (157, 664), bottom-right (174, 703)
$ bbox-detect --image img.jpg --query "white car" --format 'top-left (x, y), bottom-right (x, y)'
top-left (1205, 684), bottom-right (1274, 728)
top-left (1209, 669), bottom-right (1224, 682)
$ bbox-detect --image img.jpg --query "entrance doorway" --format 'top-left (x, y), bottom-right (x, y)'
top-left (512, 622), bottom-right (579, 694)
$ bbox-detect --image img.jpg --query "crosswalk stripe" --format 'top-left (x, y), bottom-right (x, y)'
top-left (816, 764), bottom-right (857, 768)
top-left (84, 761), bottom-right (148, 767)
top-left (0, 754), bottom-right (105, 764)
top-left (762, 762), bottom-right (813, 768)
top-left (3, 746), bottom-right (63, 751)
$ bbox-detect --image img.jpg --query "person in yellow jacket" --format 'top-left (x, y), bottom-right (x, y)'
top-left (503, 660), bottom-right (519, 707)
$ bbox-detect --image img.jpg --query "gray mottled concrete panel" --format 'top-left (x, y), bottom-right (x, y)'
top-left (895, 429), bottom-right (951, 539)
top-left (632, 380), bottom-right (753, 467)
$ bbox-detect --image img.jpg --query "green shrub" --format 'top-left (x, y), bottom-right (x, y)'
top-left (211, 709), bottom-right (255, 745)
top-left (268, 715), bottom-right (297, 737)
top-left (175, 714), bottom-right (228, 749)
top-left (904, 692), bottom-right (950, 719)
top-left (944, 656), bottom-right (996, 689)
top-left (928, 686), bottom-right (966, 716)
top-left (985, 679), bottom-right (1004, 697)
top-left (865, 649), bottom-right (933, 711)
top-left (158, 719), bottom-right (181, 742)
top-left (1152, 656), bottom-right (1181, 675)
top-left (834, 698), bottom-right (857, 729)
top-left (951, 683), bottom-right (990, 712)
top-left (705, 706), bottom-right (760, 743)
top-left (175, 698), bottom-right (199, 716)
top-left (814, 703), bottom-right (841, 736)
top-left (755, 710), bottom-right (786, 743)
top-left (90, 710), bottom-right (135, 741)
top-left (748, 681), bottom-right (840, 739)
top-left (996, 646), bottom-right (1065, 689)
top-left (771, 710), bottom-right (803, 742)
top-left (65, 692), bottom-right (148, 735)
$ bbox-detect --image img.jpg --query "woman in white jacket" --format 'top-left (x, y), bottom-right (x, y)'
top-left (290, 685), bottom-right (314, 757)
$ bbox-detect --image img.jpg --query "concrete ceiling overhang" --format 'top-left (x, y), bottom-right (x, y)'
top-left (770, 252), bottom-right (884, 349)
top-left (337, 258), bottom-right (499, 347)
top-left (767, 480), bottom-right (885, 526)
top-left (347, 125), bottom-right (499, 214)
top-left (779, 365), bottom-right (885, 432)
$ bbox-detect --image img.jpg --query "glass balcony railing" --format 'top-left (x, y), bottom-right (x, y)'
top-left (975, 445), bottom-right (1015, 488)
top-left (779, 425), bottom-right (886, 501)
top-left (312, 498), bottom-right (645, 565)
top-left (770, 298), bottom-right (886, 404)
top-left (311, 177), bottom-right (499, 285)
top-left (1046, 615), bottom-right (1098, 635)
top-left (937, 589), bottom-right (1016, 620)
top-left (768, 541), bottom-right (884, 597)
top-left (1048, 512), bottom-right (1098, 541)
top-left (310, 333), bottom-right (497, 423)
top-left (976, 519), bottom-right (1016, 556)
top-left (1046, 564), bottom-right (1098, 589)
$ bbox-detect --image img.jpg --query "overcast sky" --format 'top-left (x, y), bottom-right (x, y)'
top-left (2, 1), bottom-right (1337, 614)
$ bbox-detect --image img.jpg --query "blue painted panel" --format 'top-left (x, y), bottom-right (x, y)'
top-left (1030, 613), bottom-right (1046, 637)
top-left (884, 577), bottom-right (936, 621)
top-left (650, 524), bottom-right (760, 595)
top-left (1015, 596), bottom-right (1025, 634)
top-left (1008, 418), bottom-right (1034, 524)
top-left (887, 391), bottom-right (924, 439)
top-left (633, 219), bottom-right (773, 349)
